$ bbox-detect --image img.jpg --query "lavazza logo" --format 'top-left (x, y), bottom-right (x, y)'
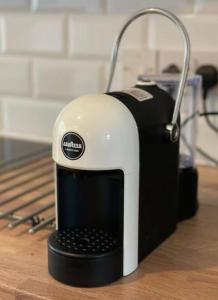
top-left (62, 132), bottom-right (85, 160)
top-left (63, 141), bottom-right (82, 149)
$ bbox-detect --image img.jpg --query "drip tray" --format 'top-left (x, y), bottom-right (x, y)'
top-left (51, 227), bottom-right (119, 256)
top-left (48, 227), bottom-right (123, 287)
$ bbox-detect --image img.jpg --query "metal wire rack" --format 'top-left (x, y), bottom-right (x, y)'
top-left (0, 147), bottom-right (55, 234)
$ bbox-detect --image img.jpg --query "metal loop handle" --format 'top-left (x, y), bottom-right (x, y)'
top-left (106, 8), bottom-right (191, 142)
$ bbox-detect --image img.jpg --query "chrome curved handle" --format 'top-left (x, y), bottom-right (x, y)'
top-left (106, 8), bottom-right (191, 142)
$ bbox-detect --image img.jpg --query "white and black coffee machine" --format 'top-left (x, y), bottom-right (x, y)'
top-left (48, 8), bottom-right (195, 287)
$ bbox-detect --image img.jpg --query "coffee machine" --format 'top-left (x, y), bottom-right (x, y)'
top-left (48, 8), bottom-right (191, 287)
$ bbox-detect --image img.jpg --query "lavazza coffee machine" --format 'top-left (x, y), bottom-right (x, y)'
top-left (48, 8), bottom-right (197, 287)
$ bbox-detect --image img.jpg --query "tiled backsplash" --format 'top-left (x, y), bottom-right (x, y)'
top-left (0, 0), bottom-right (217, 165)
top-left (0, 0), bottom-right (217, 14)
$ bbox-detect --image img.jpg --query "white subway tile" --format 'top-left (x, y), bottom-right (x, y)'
top-left (148, 15), bottom-right (218, 51)
top-left (0, 56), bottom-right (31, 95)
top-left (0, 17), bottom-right (4, 52)
top-left (157, 50), bottom-right (195, 74)
top-left (191, 50), bottom-right (218, 70)
top-left (104, 49), bottom-right (156, 91)
top-left (33, 59), bottom-right (104, 100)
top-left (124, 48), bottom-right (157, 76)
top-left (122, 52), bottom-right (145, 88)
top-left (106, 0), bottom-right (193, 14)
top-left (104, 62), bottom-right (125, 91)
top-left (1, 96), bottom-right (65, 142)
top-left (68, 14), bottom-right (147, 57)
top-left (2, 14), bottom-right (65, 55)
top-left (0, 0), bottom-right (30, 10)
top-left (194, 0), bottom-right (218, 14)
top-left (32, 0), bottom-right (102, 13)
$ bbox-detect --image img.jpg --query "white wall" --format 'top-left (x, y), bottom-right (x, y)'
top-left (0, 0), bottom-right (217, 165)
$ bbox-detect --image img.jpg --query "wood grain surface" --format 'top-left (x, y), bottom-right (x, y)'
top-left (0, 163), bottom-right (217, 300)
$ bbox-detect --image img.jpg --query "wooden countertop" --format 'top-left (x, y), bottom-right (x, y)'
top-left (0, 165), bottom-right (218, 300)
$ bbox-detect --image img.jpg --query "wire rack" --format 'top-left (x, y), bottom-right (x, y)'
top-left (0, 147), bottom-right (55, 234)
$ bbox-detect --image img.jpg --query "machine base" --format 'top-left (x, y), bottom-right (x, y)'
top-left (48, 228), bottom-right (123, 287)
top-left (178, 167), bottom-right (199, 221)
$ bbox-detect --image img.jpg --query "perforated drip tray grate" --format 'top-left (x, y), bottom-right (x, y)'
top-left (50, 227), bottom-right (120, 256)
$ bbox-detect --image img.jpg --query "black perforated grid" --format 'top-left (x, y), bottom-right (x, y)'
top-left (51, 227), bottom-right (119, 255)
